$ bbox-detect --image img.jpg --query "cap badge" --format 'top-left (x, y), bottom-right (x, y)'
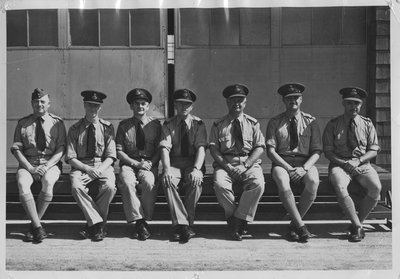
top-left (92, 93), bottom-right (97, 100)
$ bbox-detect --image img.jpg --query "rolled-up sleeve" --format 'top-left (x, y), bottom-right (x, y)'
top-left (322, 121), bottom-right (335, 153)
top-left (265, 119), bottom-right (277, 149)
top-left (367, 122), bottom-right (380, 152)
top-left (208, 122), bottom-right (219, 148)
top-left (159, 123), bottom-right (172, 152)
top-left (11, 121), bottom-right (23, 153)
top-left (66, 127), bottom-right (78, 162)
top-left (252, 122), bottom-right (266, 149)
top-left (194, 122), bottom-right (207, 149)
top-left (309, 120), bottom-right (322, 154)
top-left (104, 124), bottom-right (117, 160)
top-left (115, 124), bottom-right (125, 152)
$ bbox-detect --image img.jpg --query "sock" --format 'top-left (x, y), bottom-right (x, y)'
top-left (279, 190), bottom-right (303, 228)
top-left (297, 188), bottom-right (317, 218)
top-left (20, 193), bottom-right (41, 228)
top-left (338, 196), bottom-right (362, 227)
top-left (358, 195), bottom-right (379, 223)
top-left (36, 191), bottom-right (53, 219)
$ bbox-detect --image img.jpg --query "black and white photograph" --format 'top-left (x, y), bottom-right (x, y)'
top-left (1, 0), bottom-right (399, 278)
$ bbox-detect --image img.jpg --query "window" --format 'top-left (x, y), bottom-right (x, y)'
top-left (179, 8), bottom-right (271, 46)
top-left (282, 7), bottom-right (366, 46)
top-left (7, 10), bottom-right (58, 47)
top-left (69, 9), bottom-right (161, 47)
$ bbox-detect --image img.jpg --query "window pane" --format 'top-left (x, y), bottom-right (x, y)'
top-left (131, 9), bottom-right (160, 46)
top-left (312, 7), bottom-right (341, 45)
top-left (240, 8), bottom-right (270, 45)
top-left (343, 7), bottom-right (366, 44)
top-left (29, 10), bottom-right (58, 46)
top-left (7, 10), bottom-right (27, 47)
top-left (180, 9), bottom-right (210, 46)
top-left (210, 8), bottom-right (240, 46)
top-left (100, 9), bottom-right (129, 46)
top-left (282, 8), bottom-right (311, 45)
top-left (70, 9), bottom-right (99, 46)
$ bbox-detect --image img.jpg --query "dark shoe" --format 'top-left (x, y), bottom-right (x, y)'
top-left (187, 226), bottom-right (196, 238)
top-left (91, 223), bottom-right (104, 242)
top-left (285, 224), bottom-right (299, 242)
top-left (349, 226), bottom-right (365, 242)
top-left (232, 217), bottom-right (243, 241)
top-left (239, 221), bottom-right (248, 235)
top-left (171, 226), bottom-right (181, 242)
top-left (32, 226), bottom-right (47, 243)
top-left (180, 225), bottom-right (193, 243)
top-left (23, 224), bottom-right (34, 242)
top-left (79, 224), bottom-right (92, 239)
top-left (297, 225), bottom-right (312, 243)
top-left (137, 220), bottom-right (151, 241)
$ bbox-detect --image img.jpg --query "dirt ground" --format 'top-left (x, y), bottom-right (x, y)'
top-left (4, 220), bottom-right (392, 272)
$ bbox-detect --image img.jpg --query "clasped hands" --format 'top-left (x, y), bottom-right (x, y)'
top-left (343, 158), bottom-right (362, 176)
top-left (162, 167), bottom-right (203, 189)
top-left (29, 165), bottom-right (49, 181)
top-left (288, 167), bottom-right (307, 183)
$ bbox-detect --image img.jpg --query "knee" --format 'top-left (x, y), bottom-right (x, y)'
top-left (367, 182), bottom-right (382, 199)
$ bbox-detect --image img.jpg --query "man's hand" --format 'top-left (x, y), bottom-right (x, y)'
top-left (189, 168), bottom-right (203, 188)
top-left (227, 164), bottom-right (247, 180)
top-left (36, 165), bottom-right (49, 176)
top-left (80, 173), bottom-right (94, 186)
top-left (344, 158), bottom-right (361, 174)
top-left (84, 166), bottom-right (102, 180)
top-left (288, 167), bottom-right (307, 183)
top-left (161, 168), bottom-right (175, 189)
top-left (137, 160), bottom-right (152, 171)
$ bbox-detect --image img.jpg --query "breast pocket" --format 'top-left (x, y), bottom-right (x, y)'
top-left (219, 135), bottom-right (232, 149)
top-left (22, 127), bottom-right (35, 147)
top-left (299, 129), bottom-right (311, 150)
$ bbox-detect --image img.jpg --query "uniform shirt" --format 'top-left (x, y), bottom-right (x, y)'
top-left (209, 113), bottom-right (265, 155)
top-left (266, 111), bottom-right (322, 156)
top-left (322, 114), bottom-right (380, 159)
top-left (66, 117), bottom-right (116, 162)
top-left (11, 113), bottom-right (66, 162)
top-left (159, 114), bottom-right (207, 158)
top-left (116, 115), bottom-right (161, 162)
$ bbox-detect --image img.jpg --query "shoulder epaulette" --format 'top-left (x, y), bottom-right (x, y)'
top-left (119, 118), bottom-right (131, 126)
top-left (301, 111), bottom-right (315, 120)
top-left (271, 112), bottom-right (285, 121)
top-left (70, 118), bottom-right (84, 130)
top-left (99, 118), bottom-right (112, 126)
top-left (244, 114), bottom-right (258, 124)
top-left (48, 113), bottom-right (63, 121)
top-left (214, 115), bottom-right (228, 126)
top-left (192, 115), bottom-right (204, 125)
top-left (17, 114), bottom-right (33, 124)
top-left (359, 115), bottom-right (372, 123)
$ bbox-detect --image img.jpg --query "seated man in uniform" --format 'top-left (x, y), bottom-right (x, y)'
top-left (209, 84), bottom-right (265, 241)
top-left (66, 90), bottom-right (117, 242)
top-left (160, 89), bottom-right (207, 243)
top-left (116, 88), bottom-right (161, 241)
top-left (11, 88), bottom-right (66, 243)
top-left (266, 83), bottom-right (321, 242)
top-left (323, 87), bottom-right (382, 242)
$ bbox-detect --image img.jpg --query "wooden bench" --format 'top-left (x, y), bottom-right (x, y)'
top-left (6, 164), bottom-right (392, 226)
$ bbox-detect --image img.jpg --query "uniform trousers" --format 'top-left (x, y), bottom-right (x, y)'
top-left (118, 165), bottom-right (158, 223)
top-left (70, 163), bottom-right (116, 227)
top-left (213, 157), bottom-right (265, 222)
top-left (163, 165), bottom-right (202, 226)
top-left (17, 164), bottom-right (61, 195)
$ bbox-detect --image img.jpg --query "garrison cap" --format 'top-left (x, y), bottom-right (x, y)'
top-left (81, 90), bottom-right (107, 104)
top-left (173, 89), bottom-right (197, 103)
top-left (278, 83), bottom-right (305, 97)
top-left (223, 84), bottom-right (249, 98)
top-left (339, 87), bottom-right (367, 102)
top-left (126, 88), bottom-right (152, 104)
top-left (31, 88), bottom-right (49, 100)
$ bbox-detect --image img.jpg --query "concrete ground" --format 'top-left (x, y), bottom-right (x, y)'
top-left (5, 220), bottom-right (392, 272)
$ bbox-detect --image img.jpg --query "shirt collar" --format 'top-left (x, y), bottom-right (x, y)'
top-left (133, 115), bottom-right (150, 125)
top-left (228, 113), bottom-right (244, 123)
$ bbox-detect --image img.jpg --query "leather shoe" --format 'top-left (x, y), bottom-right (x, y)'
top-left (79, 224), bottom-right (91, 239)
top-left (23, 224), bottom-right (34, 242)
top-left (349, 226), bottom-right (365, 242)
top-left (180, 225), bottom-right (192, 243)
top-left (91, 223), bottom-right (104, 242)
top-left (137, 220), bottom-right (151, 241)
top-left (32, 226), bottom-right (47, 243)
top-left (297, 225), bottom-right (312, 243)
top-left (232, 218), bottom-right (243, 241)
top-left (188, 226), bottom-right (196, 238)
top-left (239, 221), bottom-right (248, 235)
top-left (171, 226), bottom-right (181, 242)
top-left (286, 224), bottom-right (299, 242)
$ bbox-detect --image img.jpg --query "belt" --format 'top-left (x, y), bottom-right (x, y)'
top-left (223, 152), bottom-right (248, 157)
top-left (81, 157), bottom-right (103, 163)
top-left (280, 154), bottom-right (308, 158)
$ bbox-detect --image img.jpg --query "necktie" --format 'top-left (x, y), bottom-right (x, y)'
top-left (181, 121), bottom-right (190, 157)
top-left (233, 118), bottom-right (244, 150)
top-left (136, 120), bottom-right (145, 151)
top-left (347, 119), bottom-right (358, 150)
top-left (86, 123), bottom-right (96, 158)
top-left (35, 117), bottom-right (46, 152)
top-left (289, 116), bottom-right (298, 150)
